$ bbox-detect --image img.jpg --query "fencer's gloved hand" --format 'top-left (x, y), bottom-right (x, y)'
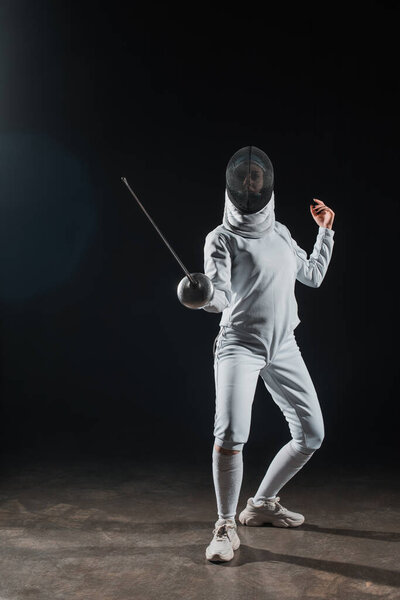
top-left (197, 289), bottom-right (214, 310)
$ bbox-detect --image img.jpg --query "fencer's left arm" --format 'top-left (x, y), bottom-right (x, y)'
top-left (290, 226), bottom-right (335, 288)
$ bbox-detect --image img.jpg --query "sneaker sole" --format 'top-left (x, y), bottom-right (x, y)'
top-left (238, 510), bottom-right (304, 528)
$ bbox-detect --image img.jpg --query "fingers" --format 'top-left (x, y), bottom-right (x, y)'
top-left (311, 198), bottom-right (334, 210)
top-left (311, 203), bottom-right (334, 215)
top-left (311, 199), bottom-right (324, 212)
top-left (311, 205), bottom-right (326, 214)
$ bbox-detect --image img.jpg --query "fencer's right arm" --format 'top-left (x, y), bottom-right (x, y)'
top-left (201, 232), bottom-right (232, 313)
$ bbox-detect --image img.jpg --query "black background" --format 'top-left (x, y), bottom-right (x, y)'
top-left (0, 1), bottom-right (398, 467)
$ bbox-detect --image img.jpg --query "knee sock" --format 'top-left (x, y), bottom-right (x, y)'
top-left (253, 440), bottom-right (313, 503)
top-left (212, 446), bottom-right (243, 520)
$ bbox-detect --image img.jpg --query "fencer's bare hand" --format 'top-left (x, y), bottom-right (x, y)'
top-left (310, 199), bottom-right (335, 229)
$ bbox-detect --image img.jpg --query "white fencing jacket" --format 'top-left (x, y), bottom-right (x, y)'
top-left (203, 190), bottom-right (335, 351)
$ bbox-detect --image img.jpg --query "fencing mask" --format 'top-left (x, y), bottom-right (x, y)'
top-left (226, 146), bottom-right (274, 214)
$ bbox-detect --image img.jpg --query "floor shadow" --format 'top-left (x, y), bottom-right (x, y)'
top-left (301, 523), bottom-right (400, 542)
top-left (240, 520), bottom-right (400, 543)
top-left (216, 544), bottom-right (400, 587)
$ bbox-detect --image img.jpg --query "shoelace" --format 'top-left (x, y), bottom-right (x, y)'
top-left (264, 496), bottom-right (288, 515)
top-left (213, 523), bottom-right (235, 540)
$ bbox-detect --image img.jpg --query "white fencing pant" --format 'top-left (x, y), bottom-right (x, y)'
top-left (213, 325), bottom-right (325, 454)
top-left (211, 325), bottom-right (325, 516)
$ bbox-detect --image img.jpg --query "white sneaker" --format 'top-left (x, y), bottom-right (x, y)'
top-left (239, 496), bottom-right (305, 528)
top-left (205, 518), bottom-right (241, 562)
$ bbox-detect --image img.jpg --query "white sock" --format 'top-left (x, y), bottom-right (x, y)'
top-left (252, 498), bottom-right (270, 506)
top-left (212, 446), bottom-right (243, 520)
top-left (253, 440), bottom-right (313, 502)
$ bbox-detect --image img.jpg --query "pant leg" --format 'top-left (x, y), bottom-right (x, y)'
top-left (213, 327), bottom-right (266, 451)
top-left (251, 331), bottom-right (325, 500)
top-left (259, 330), bottom-right (325, 454)
top-left (212, 328), bottom-right (266, 518)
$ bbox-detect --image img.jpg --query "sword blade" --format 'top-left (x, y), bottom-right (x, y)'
top-left (121, 177), bottom-right (197, 286)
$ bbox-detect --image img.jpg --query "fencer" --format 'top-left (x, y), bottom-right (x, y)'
top-left (203, 146), bottom-right (335, 562)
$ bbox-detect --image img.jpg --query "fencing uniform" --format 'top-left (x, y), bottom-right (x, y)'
top-left (203, 182), bottom-right (334, 520)
top-left (203, 146), bottom-right (335, 562)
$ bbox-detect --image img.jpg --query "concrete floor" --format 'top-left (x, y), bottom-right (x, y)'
top-left (0, 453), bottom-right (399, 600)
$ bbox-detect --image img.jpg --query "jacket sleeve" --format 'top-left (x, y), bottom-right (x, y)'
top-left (201, 231), bottom-right (232, 313)
top-left (289, 226), bottom-right (335, 288)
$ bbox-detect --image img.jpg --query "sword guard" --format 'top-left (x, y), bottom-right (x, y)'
top-left (177, 273), bottom-right (214, 309)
